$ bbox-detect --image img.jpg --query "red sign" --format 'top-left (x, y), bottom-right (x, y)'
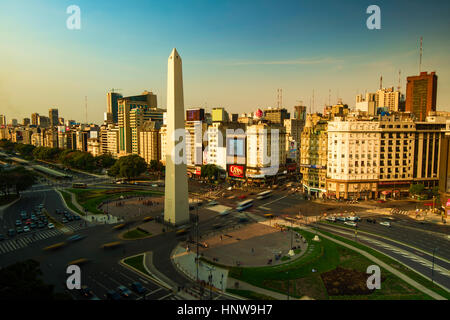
top-left (287, 163), bottom-right (297, 172)
top-left (194, 166), bottom-right (201, 175)
top-left (228, 165), bottom-right (245, 178)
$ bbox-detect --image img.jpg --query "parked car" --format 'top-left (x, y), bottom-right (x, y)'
top-left (344, 221), bottom-right (357, 227)
top-left (48, 223), bottom-right (55, 229)
top-left (380, 221), bottom-right (391, 227)
top-left (106, 290), bottom-right (121, 300)
top-left (131, 282), bottom-right (147, 294)
top-left (117, 285), bottom-right (132, 297)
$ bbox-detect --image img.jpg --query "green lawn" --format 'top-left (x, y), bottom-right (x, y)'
top-left (228, 229), bottom-right (435, 300)
top-left (123, 255), bottom-right (151, 276)
top-left (68, 188), bottom-right (163, 214)
top-left (59, 190), bottom-right (84, 215)
top-left (123, 228), bottom-right (151, 240)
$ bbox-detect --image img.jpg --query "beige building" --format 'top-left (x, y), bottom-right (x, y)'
top-left (300, 114), bottom-right (328, 197)
top-left (87, 138), bottom-right (101, 157)
top-left (139, 121), bottom-right (162, 164)
top-left (246, 121), bottom-right (286, 179)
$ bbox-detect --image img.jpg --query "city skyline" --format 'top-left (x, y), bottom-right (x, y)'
top-left (1, 0), bottom-right (450, 123)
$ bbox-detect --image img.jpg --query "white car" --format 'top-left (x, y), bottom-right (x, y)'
top-left (326, 217), bottom-right (336, 222)
top-left (23, 226), bottom-right (31, 232)
top-left (48, 223), bottom-right (55, 229)
top-left (380, 221), bottom-right (391, 227)
top-left (219, 209), bottom-right (231, 216)
top-left (344, 221), bottom-right (357, 227)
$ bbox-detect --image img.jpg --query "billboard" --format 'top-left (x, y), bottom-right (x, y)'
top-left (186, 109), bottom-right (204, 121)
top-left (227, 137), bottom-right (245, 157)
top-left (228, 164), bottom-right (245, 178)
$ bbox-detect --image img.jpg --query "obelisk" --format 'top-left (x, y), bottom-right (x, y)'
top-left (164, 48), bottom-right (189, 226)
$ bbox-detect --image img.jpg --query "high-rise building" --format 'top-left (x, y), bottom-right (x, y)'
top-left (246, 121), bottom-right (286, 181)
top-left (300, 114), bottom-right (328, 197)
top-left (9, 119), bottom-right (18, 126)
top-left (31, 113), bottom-right (39, 126)
top-left (439, 120), bottom-right (450, 217)
top-left (405, 72), bottom-right (438, 121)
top-left (23, 118), bottom-right (30, 126)
top-left (356, 93), bottom-right (377, 115)
top-left (294, 105), bottom-right (307, 121)
top-left (284, 118), bottom-right (304, 163)
top-left (139, 120), bottom-right (162, 164)
top-left (49, 108), bottom-right (59, 127)
top-left (38, 116), bottom-right (50, 128)
top-left (264, 107), bottom-right (290, 124)
top-left (107, 91), bottom-right (123, 124)
top-left (117, 91), bottom-right (162, 155)
top-left (211, 107), bottom-right (229, 122)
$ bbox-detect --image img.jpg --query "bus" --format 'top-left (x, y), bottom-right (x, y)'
top-left (72, 183), bottom-right (87, 189)
top-left (236, 199), bottom-right (253, 212)
top-left (257, 190), bottom-right (272, 200)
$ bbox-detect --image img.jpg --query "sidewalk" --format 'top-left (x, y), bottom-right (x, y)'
top-left (227, 278), bottom-right (312, 300)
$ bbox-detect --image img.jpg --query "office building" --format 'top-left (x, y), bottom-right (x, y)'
top-left (405, 72), bottom-right (438, 121)
top-left (107, 91), bottom-right (124, 124)
top-left (49, 108), bottom-right (59, 127)
top-left (139, 120), bottom-right (162, 164)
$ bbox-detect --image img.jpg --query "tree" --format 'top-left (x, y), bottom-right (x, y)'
top-left (108, 155), bottom-right (147, 180)
top-left (409, 184), bottom-right (425, 196)
top-left (95, 153), bottom-right (116, 169)
top-left (201, 164), bottom-right (224, 181)
top-left (0, 166), bottom-right (35, 195)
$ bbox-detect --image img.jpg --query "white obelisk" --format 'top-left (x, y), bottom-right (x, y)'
top-left (164, 48), bottom-right (189, 226)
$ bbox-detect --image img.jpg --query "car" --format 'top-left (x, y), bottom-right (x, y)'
top-left (62, 218), bottom-right (68, 223)
top-left (219, 209), bottom-right (231, 216)
top-left (23, 226), bottom-right (30, 232)
top-left (30, 223), bottom-right (37, 229)
top-left (336, 217), bottom-right (346, 222)
top-left (15, 220), bottom-right (22, 226)
top-left (347, 216), bottom-right (361, 222)
top-left (106, 290), bottom-right (121, 300)
top-left (117, 285), bottom-right (132, 297)
top-left (38, 222), bottom-right (45, 228)
top-left (366, 218), bottom-right (376, 223)
top-left (380, 221), bottom-right (391, 227)
top-left (16, 227), bottom-right (23, 234)
top-left (67, 234), bottom-right (86, 242)
top-left (8, 229), bottom-right (16, 237)
top-left (151, 184), bottom-right (158, 187)
top-left (208, 200), bottom-right (218, 206)
top-left (74, 215), bottom-right (81, 221)
top-left (67, 216), bottom-right (74, 221)
top-left (48, 223), bottom-right (55, 229)
top-left (80, 286), bottom-right (93, 297)
top-left (344, 221), bottom-right (357, 227)
top-left (326, 217), bottom-right (336, 222)
top-left (131, 282), bottom-right (147, 294)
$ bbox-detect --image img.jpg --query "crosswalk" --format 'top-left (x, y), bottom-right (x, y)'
top-left (0, 229), bottom-right (63, 254)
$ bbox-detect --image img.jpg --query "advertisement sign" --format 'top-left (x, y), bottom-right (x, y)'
top-left (186, 109), bottom-right (204, 121)
top-left (228, 164), bottom-right (245, 178)
top-left (195, 166), bottom-right (202, 175)
top-left (287, 163), bottom-right (297, 172)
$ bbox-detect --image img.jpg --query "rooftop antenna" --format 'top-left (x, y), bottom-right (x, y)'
top-left (380, 75), bottom-right (383, 90)
top-left (312, 89), bottom-right (315, 113)
top-left (397, 70), bottom-right (402, 92)
top-left (328, 89), bottom-right (331, 106)
top-left (419, 36), bottom-right (423, 73)
top-left (85, 96), bottom-right (88, 124)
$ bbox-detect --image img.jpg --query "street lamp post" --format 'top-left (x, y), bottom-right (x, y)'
top-left (286, 271), bottom-right (290, 300)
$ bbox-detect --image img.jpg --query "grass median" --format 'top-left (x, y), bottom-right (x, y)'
top-left (122, 228), bottom-right (152, 240)
top-left (123, 254), bottom-right (151, 277)
top-left (68, 188), bottom-right (163, 214)
top-left (59, 190), bottom-right (84, 216)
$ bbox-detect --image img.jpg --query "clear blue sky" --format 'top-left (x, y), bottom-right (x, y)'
top-left (1, 0), bottom-right (449, 123)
